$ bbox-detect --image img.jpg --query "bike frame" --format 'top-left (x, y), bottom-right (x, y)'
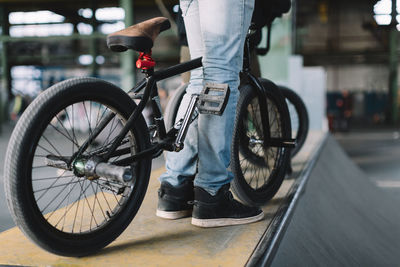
top-left (70, 27), bottom-right (293, 168)
top-left (70, 57), bottom-right (202, 167)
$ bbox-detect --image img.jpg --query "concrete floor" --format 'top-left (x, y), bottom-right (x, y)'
top-left (0, 123), bottom-right (15, 232)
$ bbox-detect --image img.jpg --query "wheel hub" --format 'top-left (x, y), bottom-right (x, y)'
top-left (73, 159), bottom-right (86, 177)
top-left (73, 157), bottom-right (101, 180)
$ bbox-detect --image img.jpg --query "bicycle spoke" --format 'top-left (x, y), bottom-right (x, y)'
top-left (35, 180), bottom-right (82, 194)
top-left (52, 115), bottom-right (79, 148)
top-left (41, 177), bottom-right (80, 216)
top-left (50, 179), bottom-right (93, 230)
top-left (89, 182), bottom-right (105, 229)
top-left (33, 174), bottom-right (75, 181)
top-left (79, 181), bottom-right (87, 233)
top-left (40, 135), bottom-right (63, 158)
top-left (82, 101), bottom-right (93, 137)
top-left (76, 179), bottom-right (99, 229)
top-left (92, 181), bottom-right (114, 210)
top-left (64, 105), bottom-right (79, 148)
top-left (97, 177), bottom-right (124, 208)
top-left (45, 178), bottom-right (81, 223)
top-left (71, 182), bottom-right (83, 233)
top-left (35, 169), bottom-right (67, 202)
top-left (94, 102), bottom-right (104, 127)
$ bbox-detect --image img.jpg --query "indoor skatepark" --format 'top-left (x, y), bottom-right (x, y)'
top-left (1, 0), bottom-right (400, 266)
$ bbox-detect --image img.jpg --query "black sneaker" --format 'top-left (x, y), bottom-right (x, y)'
top-left (156, 180), bottom-right (194, 219)
top-left (191, 184), bottom-right (264, 227)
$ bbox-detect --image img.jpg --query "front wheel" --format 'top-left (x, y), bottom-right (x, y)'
top-left (231, 80), bottom-right (292, 206)
top-left (4, 77), bottom-right (151, 256)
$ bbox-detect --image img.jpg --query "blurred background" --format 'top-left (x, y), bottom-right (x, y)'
top-left (0, 0), bottom-right (398, 131)
top-left (0, 0), bottom-right (400, 231)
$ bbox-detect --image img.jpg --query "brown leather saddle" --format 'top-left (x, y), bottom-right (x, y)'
top-left (107, 17), bottom-right (171, 52)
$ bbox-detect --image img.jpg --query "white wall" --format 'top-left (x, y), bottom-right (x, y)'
top-left (287, 56), bottom-right (327, 131)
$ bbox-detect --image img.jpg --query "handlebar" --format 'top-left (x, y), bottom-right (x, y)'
top-left (256, 22), bottom-right (272, 56)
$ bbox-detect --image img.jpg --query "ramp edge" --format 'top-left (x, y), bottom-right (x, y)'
top-left (246, 133), bottom-right (329, 267)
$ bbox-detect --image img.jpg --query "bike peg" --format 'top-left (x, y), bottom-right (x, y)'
top-left (197, 83), bottom-right (230, 116)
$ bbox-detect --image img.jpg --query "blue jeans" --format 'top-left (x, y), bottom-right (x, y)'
top-left (159, 0), bottom-right (255, 195)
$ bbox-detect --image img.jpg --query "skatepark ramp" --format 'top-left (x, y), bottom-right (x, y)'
top-left (265, 135), bottom-right (400, 266)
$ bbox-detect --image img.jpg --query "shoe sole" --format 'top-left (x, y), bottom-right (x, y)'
top-left (191, 211), bottom-right (264, 228)
top-left (156, 209), bottom-right (192, 220)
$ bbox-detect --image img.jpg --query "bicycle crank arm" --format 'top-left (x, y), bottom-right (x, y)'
top-left (174, 93), bottom-right (199, 151)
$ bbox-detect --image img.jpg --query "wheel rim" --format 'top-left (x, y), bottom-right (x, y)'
top-left (30, 100), bottom-right (137, 234)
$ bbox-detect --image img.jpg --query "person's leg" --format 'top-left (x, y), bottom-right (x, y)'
top-left (194, 0), bottom-right (255, 195)
top-left (189, 0), bottom-right (264, 227)
top-left (157, 0), bottom-right (204, 219)
top-left (159, 0), bottom-right (264, 227)
top-left (159, 0), bottom-right (203, 188)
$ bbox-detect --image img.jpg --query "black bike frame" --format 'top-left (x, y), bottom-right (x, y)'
top-left (84, 57), bottom-right (203, 165)
top-left (72, 28), bottom-right (293, 167)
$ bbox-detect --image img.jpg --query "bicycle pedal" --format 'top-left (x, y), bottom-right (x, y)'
top-left (197, 83), bottom-right (230, 116)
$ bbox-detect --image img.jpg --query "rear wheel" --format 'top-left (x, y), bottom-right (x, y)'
top-left (231, 80), bottom-right (291, 206)
top-left (279, 86), bottom-right (309, 157)
top-left (164, 83), bottom-right (188, 130)
top-left (4, 77), bottom-right (151, 256)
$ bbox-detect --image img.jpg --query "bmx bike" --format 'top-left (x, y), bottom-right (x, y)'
top-left (4, 17), bottom-right (293, 256)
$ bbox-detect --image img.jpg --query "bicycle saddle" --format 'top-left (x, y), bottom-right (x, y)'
top-left (107, 17), bottom-right (171, 52)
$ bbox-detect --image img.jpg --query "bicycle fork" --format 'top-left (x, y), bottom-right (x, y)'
top-left (247, 75), bottom-right (296, 149)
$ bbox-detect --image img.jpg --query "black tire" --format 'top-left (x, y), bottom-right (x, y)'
top-left (231, 79), bottom-right (291, 206)
top-left (279, 86), bottom-right (309, 157)
top-left (4, 77), bottom-right (152, 256)
top-left (164, 83), bottom-right (188, 130)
